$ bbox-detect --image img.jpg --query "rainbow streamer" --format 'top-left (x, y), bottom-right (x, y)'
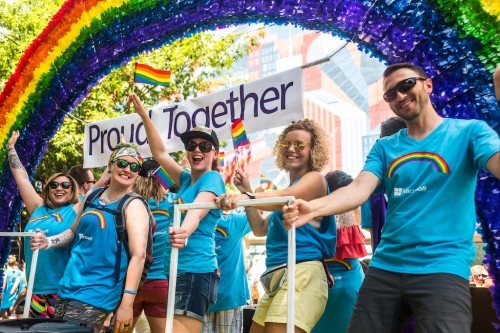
top-left (231, 118), bottom-right (250, 150)
top-left (260, 175), bottom-right (277, 190)
top-left (153, 166), bottom-right (175, 191)
top-left (134, 63), bottom-right (171, 87)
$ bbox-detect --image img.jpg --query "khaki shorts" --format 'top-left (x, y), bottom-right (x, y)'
top-left (253, 260), bottom-right (328, 333)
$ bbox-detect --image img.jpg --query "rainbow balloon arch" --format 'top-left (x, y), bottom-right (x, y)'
top-left (0, 0), bottom-right (499, 325)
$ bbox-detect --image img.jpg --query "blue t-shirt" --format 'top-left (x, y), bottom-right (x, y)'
top-left (58, 195), bottom-right (128, 311)
top-left (24, 205), bottom-right (75, 294)
top-left (147, 193), bottom-right (175, 280)
top-left (265, 178), bottom-right (337, 267)
top-left (208, 212), bottom-right (252, 312)
top-left (1, 269), bottom-right (23, 308)
top-left (165, 171), bottom-right (225, 274)
top-left (363, 118), bottom-right (499, 280)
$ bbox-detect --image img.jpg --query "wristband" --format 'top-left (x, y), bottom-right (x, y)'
top-left (123, 289), bottom-right (137, 295)
top-left (243, 191), bottom-right (256, 199)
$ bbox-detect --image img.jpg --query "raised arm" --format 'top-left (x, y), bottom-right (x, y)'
top-left (6, 131), bottom-right (42, 214)
top-left (494, 64), bottom-right (500, 102)
top-left (113, 198), bottom-right (149, 332)
top-left (283, 171), bottom-right (381, 229)
top-left (128, 94), bottom-right (183, 185)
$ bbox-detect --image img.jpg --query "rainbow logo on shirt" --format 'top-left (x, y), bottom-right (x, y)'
top-left (152, 209), bottom-right (170, 219)
top-left (387, 152), bottom-right (450, 178)
top-left (81, 210), bottom-right (106, 229)
top-left (51, 213), bottom-right (63, 222)
top-left (215, 226), bottom-right (228, 237)
top-left (28, 215), bottom-right (48, 223)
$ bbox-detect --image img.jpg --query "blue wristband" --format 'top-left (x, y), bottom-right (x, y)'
top-left (123, 289), bottom-right (137, 295)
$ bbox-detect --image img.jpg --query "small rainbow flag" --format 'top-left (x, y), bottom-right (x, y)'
top-left (260, 175), bottom-right (277, 190)
top-left (153, 166), bottom-right (175, 190)
top-left (231, 118), bottom-right (250, 150)
top-left (134, 63), bottom-right (171, 87)
top-left (218, 151), bottom-right (225, 168)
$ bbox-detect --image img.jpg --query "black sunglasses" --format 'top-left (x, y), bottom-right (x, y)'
top-left (116, 159), bottom-right (141, 173)
top-left (48, 181), bottom-right (72, 190)
top-left (185, 141), bottom-right (214, 153)
top-left (81, 180), bottom-right (97, 185)
top-left (383, 77), bottom-right (426, 102)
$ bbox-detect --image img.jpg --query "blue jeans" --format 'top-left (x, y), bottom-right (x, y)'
top-left (171, 272), bottom-right (220, 322)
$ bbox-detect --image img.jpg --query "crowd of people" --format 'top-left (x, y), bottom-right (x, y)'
top-left (1, 61), bottom-right (498, 333)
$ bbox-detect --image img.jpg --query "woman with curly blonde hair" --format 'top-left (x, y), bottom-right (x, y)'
top-left (216, 119), bottom-right (337, 333)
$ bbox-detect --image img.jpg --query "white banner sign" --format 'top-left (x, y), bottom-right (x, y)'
top-left (84, 67), bottom-right (304, 168)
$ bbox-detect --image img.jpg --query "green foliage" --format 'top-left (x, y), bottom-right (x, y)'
top-left (0, 0), bottom-right (263, 181)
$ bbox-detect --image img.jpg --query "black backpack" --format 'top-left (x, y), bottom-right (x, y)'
top-left (83, 187), bottom-right (154, 290)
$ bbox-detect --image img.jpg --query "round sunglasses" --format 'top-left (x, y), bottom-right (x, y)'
top-left (383, 77), bottom-right (426, 103)
top-left (279, 140), bottom-right (309, 152)
top-left (185, 141), bottom-right (214, 153)
top-left (116, 159), bottom-right (141, 173)
top-left (48, 181), bottom-right (72, 190)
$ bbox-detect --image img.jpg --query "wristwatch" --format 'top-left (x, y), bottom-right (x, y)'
top-left (243, 191), bottom-right (256, 199)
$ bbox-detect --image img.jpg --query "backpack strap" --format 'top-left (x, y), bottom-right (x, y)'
top-left (113, 192), bottom-right (155, 285)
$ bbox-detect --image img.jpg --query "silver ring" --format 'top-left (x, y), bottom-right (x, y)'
top-left (220, 198), bottom-right (230, 207)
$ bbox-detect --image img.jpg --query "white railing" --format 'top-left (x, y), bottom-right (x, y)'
top-left (0, 231), bottom-right (37, 318)
top-left (166, 196), bottom-right (296, 333)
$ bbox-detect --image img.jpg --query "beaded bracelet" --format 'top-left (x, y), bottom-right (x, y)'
top-left (123, 289), bottom-right (137, 295)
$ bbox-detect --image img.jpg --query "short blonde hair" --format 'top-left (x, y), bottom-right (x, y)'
top-left (273, 119), bottom-right (329, 171)
top-left (42, 173), bottom-right (79, 208)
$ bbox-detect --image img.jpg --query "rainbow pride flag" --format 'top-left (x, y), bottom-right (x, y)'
top-left (218, 151), bottom-right (225, 168)
top-left (153, 166), bottom-right (175, 190)
top-left (260, 175), bottom-right (277, 190)
top-left (231, 118), bottom-right (250, 150)
top-left (134, 63), bottom-right (171, 87)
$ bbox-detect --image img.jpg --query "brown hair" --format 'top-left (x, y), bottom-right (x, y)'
top-left (7, 255), bottom-right (17, 267)
top-left (383, 62), bottom-right (428, 79)
top-left (273, 119), bottom-right (329, 172)
top-left (42, 173), bottom-right (79, 208)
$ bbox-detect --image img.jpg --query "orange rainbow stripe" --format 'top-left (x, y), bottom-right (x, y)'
top-left (216, 226), bottom-right (228, 237)
top-left (81, 209), bottom-right (106, 229)
top-left (387, 152), bottom-right (450, 178)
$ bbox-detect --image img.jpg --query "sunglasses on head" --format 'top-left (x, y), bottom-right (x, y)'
top-left (116, 159), bottom-right (141, 173)
top-left (279, 141), bottom-right (309, 152)
top-left (185, 141), bottom-right (214, 153)
top-left (383, 77), bottom-right (426, 103)
top-left (48, 181), bottom-right (72, 190)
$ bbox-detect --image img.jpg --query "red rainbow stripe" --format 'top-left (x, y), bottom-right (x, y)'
top-left (387, 152), bottom-right (450, 178)
top-left (81, 209), bottom-right (106, 229)
top-left (216, 226), bottom-right (228, 237)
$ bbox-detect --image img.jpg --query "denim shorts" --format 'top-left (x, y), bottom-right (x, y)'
top-left (171, 272), bottom-right (220, 322)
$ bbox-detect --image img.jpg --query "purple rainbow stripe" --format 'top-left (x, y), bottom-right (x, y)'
top-left (28, 215), bottom-right (48, 223)
top-left (152, 209), bottom-right (170, 218)
top-left (216, 226), bottom-right (228, 237)
top-left (387, 152), bottom-right (450, 178)
top-left (81, 209), bottom-right (106, 229)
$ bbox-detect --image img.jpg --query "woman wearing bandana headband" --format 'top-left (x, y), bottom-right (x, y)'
top-left (30, 142), bottom-right (150, 333)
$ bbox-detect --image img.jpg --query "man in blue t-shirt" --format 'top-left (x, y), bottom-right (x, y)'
top-left (283, 62), bottom-right (500, 333)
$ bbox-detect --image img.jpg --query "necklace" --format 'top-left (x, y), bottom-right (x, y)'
top-left (99, 188), bottom-right (122, 204)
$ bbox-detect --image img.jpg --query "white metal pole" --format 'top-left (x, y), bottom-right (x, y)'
top-left (164, 196), bottom-right (295, 333)
top-left (0, 231), bottom-right (36, 318)
top-left (287, 223), bottom-right (296, 333)
top-left (165, 206), bottom-right (181, 333)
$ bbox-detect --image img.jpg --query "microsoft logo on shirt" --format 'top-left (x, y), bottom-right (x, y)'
top-left (394, 186), bottom-right (427, 196)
